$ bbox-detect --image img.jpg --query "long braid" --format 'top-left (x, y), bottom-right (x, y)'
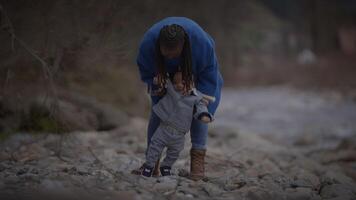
top-left (156, 24), bottom-right (194, 94)
top-left (155, 40), bottom-right (167, 90)
top-left (182, 33), bottom-right (194, 93)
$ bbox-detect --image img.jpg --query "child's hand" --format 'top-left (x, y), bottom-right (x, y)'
top-left (152, 75), bottom-right (167, 96)
top-left (198, 113), bottom-right (212, 123)
top-left (200, 115), bottom-right (211, 123)
top-left (153, 76), bottom-right (159, 85)
top-left (152, 87), bottom-right (166, 96)
top-left (201, 98), bottom-right (209, 106)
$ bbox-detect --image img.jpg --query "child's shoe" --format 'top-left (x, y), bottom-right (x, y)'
top-left (132, 159), bottom-right (160, 176)
top-left (160, 166), bottom-right (172, 176)
top-left (141, 164), bottom-right (154, 177)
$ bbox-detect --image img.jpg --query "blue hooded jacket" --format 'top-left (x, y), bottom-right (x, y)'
top-left (137, 17), bottom-right (223, 114)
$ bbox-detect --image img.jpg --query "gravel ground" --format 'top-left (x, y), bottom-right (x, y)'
top-left (0, 87), bottom-right (356, 200)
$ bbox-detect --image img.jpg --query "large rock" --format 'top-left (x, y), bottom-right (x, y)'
top-left (285, 188), bottom-right (319, 200)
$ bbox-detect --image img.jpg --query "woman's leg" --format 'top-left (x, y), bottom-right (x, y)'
top-left (189, 120), bottom-right (208, 180)
top-left (190, 119), bottom-right (209, 149)
top-left (190, 90), bottom-right (221, 149)
top-left (189, 88), bottom-right (222, 180)
top-left (190, 89), bottom-right (222, 148)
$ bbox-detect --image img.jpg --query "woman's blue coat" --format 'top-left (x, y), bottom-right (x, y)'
top-left (137, 17), bottom-right (223, 114)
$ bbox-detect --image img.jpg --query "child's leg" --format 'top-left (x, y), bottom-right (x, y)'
top-left (146, 111), bottom-right (161, 154)
top-left (143, 127), bottom-right (166, 177)
top-left (131, 111), bottom-right (161, 176)
top-left (160, 133), bottom-right (185, 175)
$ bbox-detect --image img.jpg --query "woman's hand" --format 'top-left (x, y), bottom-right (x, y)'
top-left (152, 75), bottom-right (166, 96)
top-left (152, 87), bottom-right (166, 96)
top-left (153, 76), bottom-right (159, 85)
top-left (201, 98), bottom-right (210, 106)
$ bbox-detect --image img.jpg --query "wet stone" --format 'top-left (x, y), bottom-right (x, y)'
top-left (30, 168), bottom-right (39, 174)
top-left (0, 163), bottom-right (7, 172)
top-left (3, 174), bottom-right (19, 185)
top-left (153, 176), bottom-right (178, 193)
top-left (202, 182), bottom-right (223, 197)
top-left (320, 184), bottom-right (355, 199)
top-left (244, 187), bottom-right (277, 200)
top-left (285, 187), bottom-right (314, 200)
top-left (291, 170), bottom-right (320, 190)
top-left (16, 167), bottom-right (29, 176)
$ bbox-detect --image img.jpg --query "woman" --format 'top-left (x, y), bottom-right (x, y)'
top-left (134, 17), bottom-right (223, 180)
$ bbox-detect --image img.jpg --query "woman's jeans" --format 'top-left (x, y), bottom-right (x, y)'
top-left (147, 111), bottom-right (208, 151)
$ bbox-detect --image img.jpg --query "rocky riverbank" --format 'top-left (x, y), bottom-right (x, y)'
top-left (0, 87), bottom-right (356, 200)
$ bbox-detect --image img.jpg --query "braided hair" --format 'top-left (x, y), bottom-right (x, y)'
top-left (155, 24), bottom-right (194, 94)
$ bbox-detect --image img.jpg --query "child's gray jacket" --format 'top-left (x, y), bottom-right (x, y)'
top-left (152, 79), bottom-right (213, 133)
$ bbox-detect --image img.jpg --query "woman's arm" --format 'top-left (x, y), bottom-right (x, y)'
top-left (137, 33), bottom-right (166, 98)
top-left (196, 47), bottom-right (219, 103)
top-left (137, 34), bottom-right (156, 86)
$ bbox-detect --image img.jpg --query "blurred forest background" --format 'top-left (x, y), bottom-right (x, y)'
top-left (1, 0), bottom-right (356, 134)
top-left (1, 1), bottom-right (356, 199)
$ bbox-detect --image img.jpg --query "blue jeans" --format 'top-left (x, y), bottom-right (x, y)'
top-left (147, 111), bottom-right (208, 151)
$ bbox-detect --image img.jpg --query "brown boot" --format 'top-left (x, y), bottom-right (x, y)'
top-left (189, 148), bottom-right (206, 181)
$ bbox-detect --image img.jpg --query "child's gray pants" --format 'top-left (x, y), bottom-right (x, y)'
top-left (145, 123), bottom-right (185, 168)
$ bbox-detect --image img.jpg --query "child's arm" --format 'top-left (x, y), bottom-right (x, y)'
top-left (165, 79), bottom-right (181, 100)
top-left (194, 99), bottom-right (214, 123)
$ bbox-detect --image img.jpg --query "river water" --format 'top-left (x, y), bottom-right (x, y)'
top-left (213, 86), bottom-right (356, 146)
